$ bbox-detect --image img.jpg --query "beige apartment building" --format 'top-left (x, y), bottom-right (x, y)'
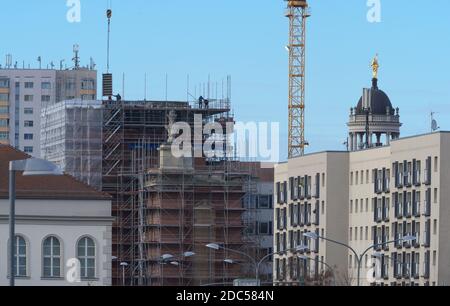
top-left (274, 70), bottom-right (450, 286)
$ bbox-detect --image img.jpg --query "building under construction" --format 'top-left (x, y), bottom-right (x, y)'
top-left (102, 88), bottom-right (261, 286)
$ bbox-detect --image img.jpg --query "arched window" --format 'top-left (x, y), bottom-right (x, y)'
top-left (77, 237), bottom-right (96, 279)
top-left (14, 236), bottom-right (27, 277)
top-left (43, 236), bottom-right (61, 278)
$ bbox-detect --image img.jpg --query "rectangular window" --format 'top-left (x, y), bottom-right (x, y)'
top-left (350, 200), bottom-right (353, 213)
top-left (41, 95), bottom-right (51, 102)
top-left (24, 95), bottom-right (33, 102)
top-left (259, 222), bottom-right (271, 235)
top-left (0, 132), bottom-right (8, 140)
top-left (24, 82), bottom-right (34, 89)
top-left (24, 108), bottom-right (33, 115)
top-left (24, 146), bottom-right (33, 153)
top-left (24, 134), bottom-right (33, 140)
top-left (41, 82), bottom-right (51, 90)
top-left (81, 79), bottom-right (95, 90)
top-left (434, 157), bottom-right (438, 172)
top-left (0, 93), bottom-right (9, 101)
top-left (434, 188), bottom-right (438, 204)
top-left (24, 121), bottom-right (34, 127)
top-left (0, 78), bottom-right (10, 88)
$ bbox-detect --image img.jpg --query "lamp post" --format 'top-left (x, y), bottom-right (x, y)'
top-left (303, 232), bottom-right (416, 286)
top-left (298, 254), bottom-right (336, 286)
top-left (159, 251), bottom-right (196, 285)
top-left (120, 262), bottom-right (128, 286)
top-left (206, 243), bottom-right (308, 286)
top-left (9, 158), bottom-right (63, 286)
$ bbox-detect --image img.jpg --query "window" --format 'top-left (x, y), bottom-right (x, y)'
top-left (0, 93), bottom-right (9, 101)
top-left (321, 173), bottom-right (325, 187)
top-left (65, 81), bottom-right (76, 91)
top-left (321, 201), bottom-right (325, 215)
top-left (433, 220), bottom-right (437, 235)
top-left (0, 132), bottom-right (8, 140)
top-left (434, 188), bottom-right (438, 204)
top-left (0, 106), bottom-right (9, 114)
top-left (350, 172), bottom-right (353, 185)
top-left (24, 108), bottom-right (33, 115)
top-left (356, 171), bottom-right (359, 185)
top-left (434, 157), bottom-right (438, 172)
top-left (350, 200), bottom-right (353, 213)
top-left (366, 170), bottom-right (370, 184)
top-left (24, 95), bottom-right (34, 102)
top-left (366, 198), bottom-right (369, 212)
top-left (355, 199), bottom-right (359, 213)
top-left (13, 236), bottom-right (27, 277)
top-left (0, 78), bottom-right (10, 88)
top-left (41, 95), bottom-right (51, 102)
top-left (0, 119), bottom-right (8, 127)
top-left (24, 121), bottom-right (34, 127)
top-left (41, 82), bottom-right (51, 90)
top-left (24, 134), bottom-right (33, 140)
top-left (24, 146), bottom-right (33, 153)
top-left (77, 237), bottom-right (96, 279)
top-left (24, 82), bottom-right (34, 89)
top-left (259, 222), bottom-right (272, 235)
top-left (81, 79), bottom-right (95, 90)
top-left (43, 236), bottom-right (61, 278)
top-left (349, 228), bottom-right (353, 241)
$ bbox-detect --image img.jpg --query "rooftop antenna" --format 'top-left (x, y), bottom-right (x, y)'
top-left (59, 59), bottom-right (65, 70)
top-left (5, 54), bottom-right (12, 69)
top-left (50, 61), bottom-right (55, 69)
top-left (122, 72), bottom-right (125, 100)
top-left (144, 73), bottom-right (147, 101)
top-left (73, 44), bottom-right (80, 69)
top-left (90, 57), bottom-right (96, 70)
top-left (165, 74), bottom-right (168, 101)
top-left (37, 56), bottom-right (42, 69)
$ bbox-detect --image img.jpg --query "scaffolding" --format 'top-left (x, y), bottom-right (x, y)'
top-left (102, 80), bottom-right (260, 285)
top-left (41, 99), bottom-right (103, 190)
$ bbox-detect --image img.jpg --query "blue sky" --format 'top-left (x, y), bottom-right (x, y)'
top-left (1, 0), bottom-right (450, 160)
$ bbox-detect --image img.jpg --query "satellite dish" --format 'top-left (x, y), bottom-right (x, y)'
top-left (432, 119), bottom-right (439, 132)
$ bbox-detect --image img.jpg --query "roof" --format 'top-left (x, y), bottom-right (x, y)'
top-left (355, 78), bottom-right (395, 115)
top-left (0, 145), bottom-right (111, 201)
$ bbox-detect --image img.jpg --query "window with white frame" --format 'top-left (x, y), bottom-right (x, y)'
top-left (77, 237), bottom-right (96, 279)
top-left (43, 236), bottom-right (62, 278)
top-left (13, 235), bottom-right (27, 277)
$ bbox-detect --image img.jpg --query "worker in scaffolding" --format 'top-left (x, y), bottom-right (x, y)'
top-left (198, 96), bottom-right (204, 109)
top-left (204, 98), bottom-right (209, 109)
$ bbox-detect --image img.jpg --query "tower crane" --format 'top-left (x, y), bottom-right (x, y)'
top-left (285, 0), bottom-right (310, 158)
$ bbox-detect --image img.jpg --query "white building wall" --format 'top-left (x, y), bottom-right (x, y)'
top-left (0, 198), bottom-right (113, 286)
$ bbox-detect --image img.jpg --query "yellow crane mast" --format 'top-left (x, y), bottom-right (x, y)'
top-left (285, 0), bottom-right (310, 158)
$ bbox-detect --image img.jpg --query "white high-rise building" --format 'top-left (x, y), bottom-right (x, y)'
top-left (0, 66), bottom-right (96, 156)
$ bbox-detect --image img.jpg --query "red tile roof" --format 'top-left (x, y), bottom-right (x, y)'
top-left (0, 145), bottom-right (111, 200)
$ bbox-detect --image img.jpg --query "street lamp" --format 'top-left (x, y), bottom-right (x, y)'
top-left (298, 255), bottom-right (336, 286)
top-left (120, 262), bottom-right (128, 286)
top-left (206, 243), bottom-right (309, 286)
top-left (9, 158), bottom-right (63, 286)
top-left (303, 232), bottom-right (415, 286)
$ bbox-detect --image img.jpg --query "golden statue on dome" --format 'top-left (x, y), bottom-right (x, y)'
top-left (371, 54), bottom-right (379, 79)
